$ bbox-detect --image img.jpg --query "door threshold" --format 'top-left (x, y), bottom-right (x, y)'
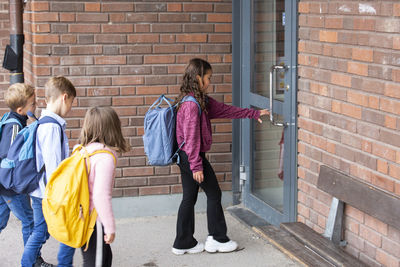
top-left (227, 205), bottom-right (270, 228)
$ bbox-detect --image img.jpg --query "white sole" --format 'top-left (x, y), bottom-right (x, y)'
top-left (171, 245), bottom-right (204, 255)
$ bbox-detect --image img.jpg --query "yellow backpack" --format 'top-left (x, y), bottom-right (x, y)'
top-left (42, 145), bottom-right (116, 249)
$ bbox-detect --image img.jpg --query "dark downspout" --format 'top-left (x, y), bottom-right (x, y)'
top-left (7, 0), bottom-right (24, 84)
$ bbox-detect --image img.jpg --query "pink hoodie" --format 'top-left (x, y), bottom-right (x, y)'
top-left (176, 95), bottom-right (260, 173)
top-left (84, 142), bottom-right (117, 234)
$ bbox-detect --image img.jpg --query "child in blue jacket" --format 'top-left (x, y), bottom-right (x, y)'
top-left (0, 83), bottom-right (40, 260)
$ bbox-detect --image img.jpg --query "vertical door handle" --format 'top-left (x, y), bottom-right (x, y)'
top-left (269, 65), bottom-right (288, 127)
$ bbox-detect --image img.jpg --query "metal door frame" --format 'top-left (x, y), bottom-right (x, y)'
top-left (232, 0), bottom-right (298, 226)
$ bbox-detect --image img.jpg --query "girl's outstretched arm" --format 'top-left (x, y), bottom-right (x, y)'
top-left (207, 96), bottom-right (266, 121)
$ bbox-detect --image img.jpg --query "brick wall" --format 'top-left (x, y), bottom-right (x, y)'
top-left (297, 1), bottom-right (400, 266)
top-left (20, 1), bottom-right (233, 197)
top-left (0, 0), bottom-right (9, 109)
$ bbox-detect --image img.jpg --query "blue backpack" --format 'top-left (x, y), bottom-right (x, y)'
top-left (143, 95), bottom-right (201, 166)
top-left (0, 113), bottom-right (23, 146)
top-left (0, 116), bottom-right (63, 194)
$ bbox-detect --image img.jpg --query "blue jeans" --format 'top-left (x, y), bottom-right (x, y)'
top-left (58, 243), bottom-right (75, 267)
top-left (0, 193), bottom-right (33, 245)
top-left (21, 196), bottom-right (49, 267)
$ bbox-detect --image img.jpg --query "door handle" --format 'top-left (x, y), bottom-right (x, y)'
top-left (269, 65), bottom-right (288, 127)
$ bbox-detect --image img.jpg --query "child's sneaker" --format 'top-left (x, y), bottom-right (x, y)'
top-left (204, 236), bottom-right (238, 253)
top-left (171, 242), bottom-right (204, 255)
top-left (34, 256), bottom-right (55, 267)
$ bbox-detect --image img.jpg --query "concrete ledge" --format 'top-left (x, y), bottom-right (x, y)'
top-left (112, 191), bottom-right (233, 218)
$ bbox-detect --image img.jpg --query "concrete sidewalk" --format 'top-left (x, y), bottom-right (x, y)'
top-left (0, 194), bottom-right (300, 267)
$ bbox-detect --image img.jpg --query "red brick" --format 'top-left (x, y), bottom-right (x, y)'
top-left (348, 62), bottom-right (368, 76)
top-left (319, 30), bottom-right (337, 43)
top-left (69, 24), bottom-right (100, 33)
top-left (389, 164), bottom-right (400, 180)
top-left (207, 13), bottom-right (231, 23)
top-left (380, 98), bottom-right (400, 116)
top-left (112, 76), bottom-right (144, 86)
top-left (353, 18), bottom-right (375, 31)
top-left (144, 55), bottom-right (175, 64)
top-left (384, 83), bottom-right (400, 99)
top-left (139, 186), bottom-right (170, 196)
top-left (159, 13), bottom-right (190, 22)
top-left (376, 249), bottom-right (399, 267)
top-left (60, 34), bottom-right (77, 44)
top-left (215, 24), bottom-right (232, 33)
top-left (394, 3), bottom-right (400, 16)
top-left (32, 34), bottom-right (59, 44)
top-left (377, 159), bottom-right (388, 174)
top-left (87, 87), bottom-right (119, 97)
top-left (372, 143), bottom-right (396, 162)
top-left (31, 24), bottom-right (50, 33)
top-left (372, 174), bottom-right (394, 192)
top-left (61, 56), bottom-right (93, 65)
top-left (352, 48), bottom-right (373, 62)
top-left (102, 24), bottom-right (133, 33)
top-left (102, 3), bottom-right (134, 12)
top-left (365, 214), bottom-right (388, 235)
top-left (136, 86), bottom-right (166, 95)
top-left (30, 2), bottom-right (49, 11)
top-left (325, 17), bottom-right (343, 29)
top-left (85, 3), bottom-right (100, 12)
top-left (298, 2), bottom-right (309, 13)
top-left (109, 13), bottom-right (125, 23)
top-left (32, 12), bottom-right (58, 22)
top-left (153, 44), bottom-right (184, 54)
top-left (176, 34), bottom-right (207, 43)
top-left (94, 56), bottom-right (126, 65)
top-left (183, 3), bottom-right (213, 12)
top-left (76, 13), bottom-right (108, 22)
top-left (60, 13), bottom-right (75, 22)
top-left (32, 56), bottom-right (60, 66)
top-left (70, 46), bottom-right (102, 55)
top-left (360, 225), bottom-right (382, 247)
top-left (128, 34), bottom-right (159, 43)
top-left (209, 34), bottom-right (232, 43)
top-left (331, 73), bottom-right (351, 87)
top-left (167, 3), bottom-right (182, 12)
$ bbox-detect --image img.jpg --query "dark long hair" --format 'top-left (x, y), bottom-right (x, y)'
top-left (174, 58), bottom-right (212, 113)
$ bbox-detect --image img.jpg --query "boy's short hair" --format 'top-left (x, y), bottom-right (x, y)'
top-left (45, 76), bottom-right (76, 102)
top-left (4, 83), bottom-right (35, 111)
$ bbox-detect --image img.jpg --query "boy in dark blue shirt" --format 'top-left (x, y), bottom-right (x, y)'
top-left (0, 83), bottom-right (38, 261)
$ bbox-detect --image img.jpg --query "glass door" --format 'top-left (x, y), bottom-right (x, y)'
top-left (234, 0), bottom-right (297, 226)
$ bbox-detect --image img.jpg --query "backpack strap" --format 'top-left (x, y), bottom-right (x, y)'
top-left (89, 150), bottom-right (116, 165)
top-left (181, 95), bottom-right (201, 116)
top-left (37, 116), bottom-right (65, 185)
top-left (149, 94), bottom-right (174, 111)
top-left (38, 116), bottom-right (64, 145)
top-left (3, 118), bottom-right (23, 130)
top-left (83, 149), bottom-right (116, 252)
top-left (173, 96), bottom-right (203, 164)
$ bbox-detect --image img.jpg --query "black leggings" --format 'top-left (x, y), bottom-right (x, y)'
top-left (173, 151), bottom-right (229, 249)
top-left (81, 223), bottom-right (112, 267)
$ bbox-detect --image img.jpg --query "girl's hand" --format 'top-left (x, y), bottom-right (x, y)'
top-left (104, 233), bottom-right (115, 244)
top-left (193, 171), bottom-right (204, 183)
top-left (258, 109), bottom-right (270, 123)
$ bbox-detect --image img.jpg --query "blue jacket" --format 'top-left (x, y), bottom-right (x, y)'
top-left (0, 111), bottom-right (28, 196)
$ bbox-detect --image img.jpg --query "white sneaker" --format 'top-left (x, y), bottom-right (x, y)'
top-left (204, 236), bottom-right (238, 253)
top-left (171, 242), bottom-right (204, 255)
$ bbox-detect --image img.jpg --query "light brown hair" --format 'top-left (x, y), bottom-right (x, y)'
top-left (174, 58), bottom-right (212, 113)
top-left (80, 107), bottom-right (130, 153)
top-left (4, 83), bottom-right (35, 111)
top-left (45, 76), bottom-right (76, 102)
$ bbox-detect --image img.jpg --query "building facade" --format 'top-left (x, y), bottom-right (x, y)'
top-left (0, 0), bottom-right (399, 266)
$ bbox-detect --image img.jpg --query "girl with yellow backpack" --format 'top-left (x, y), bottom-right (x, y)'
top-left (43, 107), bottom-right (130, 266)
